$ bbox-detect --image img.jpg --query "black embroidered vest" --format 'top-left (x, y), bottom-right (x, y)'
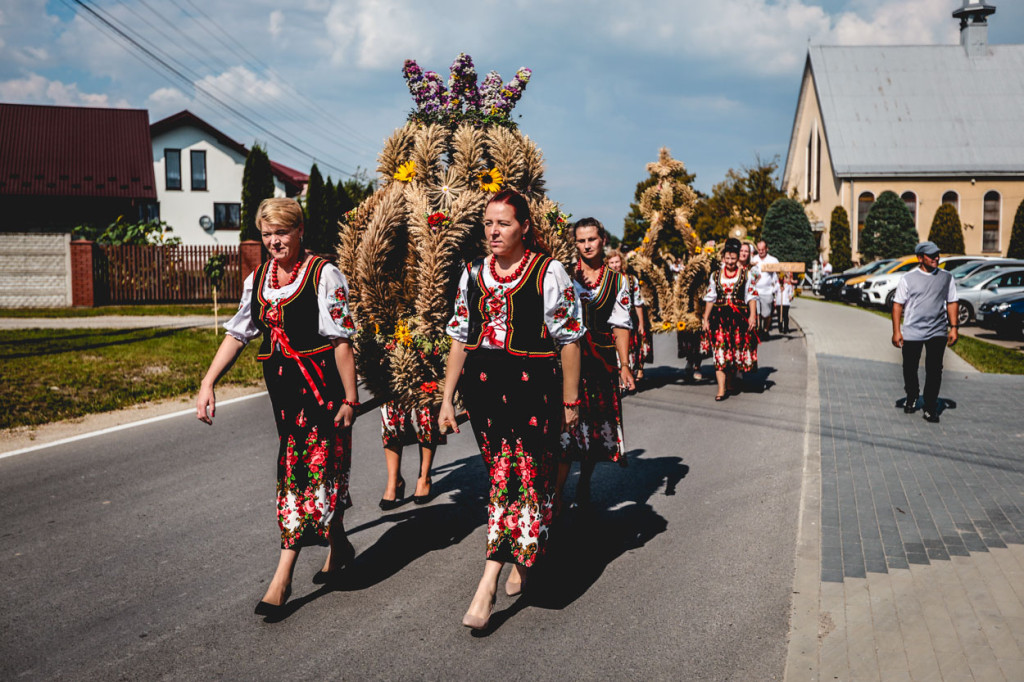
top-left (465, 253), bottom-right (558, 357)
top-left (580, 268), bottom-right (625, 349)
top-left (252, 256), bottom-right (334, 360)
top-left (710, 266), bottom-right (750, 308)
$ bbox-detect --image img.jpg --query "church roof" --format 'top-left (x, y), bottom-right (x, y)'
top-left (806, 43), bottom-right (1024, 177)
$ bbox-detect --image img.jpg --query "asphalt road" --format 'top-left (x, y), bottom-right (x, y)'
top-left (1, 331), bottom-right (807, 681)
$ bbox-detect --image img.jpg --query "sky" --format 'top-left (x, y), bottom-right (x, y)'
top-left (2, 0), bottom-right (1023, 236)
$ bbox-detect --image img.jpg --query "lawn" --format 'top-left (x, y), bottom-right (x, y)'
top-left (0, 327), bottom-right (262, 430)
top-left (0, 304), bottom-right (235, 317)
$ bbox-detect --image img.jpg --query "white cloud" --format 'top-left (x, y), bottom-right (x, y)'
top-left (196, 66), bottom-right (284, 107)
top-left (322, 0), bottom-right (435, 69)
top-left (269, 10), bottom-right (285, 39)
top-left (0, 73), bottom-right (129, 107)
top-left (145, 86), bottom-right (192, 118)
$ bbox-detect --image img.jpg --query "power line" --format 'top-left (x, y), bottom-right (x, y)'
top-left (65, 0), bottom-right (357, 177)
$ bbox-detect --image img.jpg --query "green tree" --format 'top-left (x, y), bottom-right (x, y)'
top-left (339, 167), bottom-right (377, 214)
top-left (860, 190), bottom-right (917, 261)
top-left (828, 206), bottom-right (852, 272)
top-left (691, 155), bottom-right (785, 243)
top-left (927, 203), bottom-right (965, 255)
top-left (240, 144), bottom-right (275, 241)
top-left (324, 176), bottom-right (340, 248)
top-left (1007, 198), bottom-right (1024, 259)
top-left (304, 163), bottom-right (329, 253)
top-left (761, 198), bottom-right (817, 267)
top-left (622, 167), bottom-right (697, 257)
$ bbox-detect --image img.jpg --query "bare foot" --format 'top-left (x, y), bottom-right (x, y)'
top-left (260, 579), bottom-right (290, 607)
top-left (505, 565), bottom-right (527, 596)
top-left (414, 476), bottom-right (431, 498)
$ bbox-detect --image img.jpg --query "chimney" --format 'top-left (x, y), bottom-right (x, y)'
top-left (952, 1), bottom-right (996, 57)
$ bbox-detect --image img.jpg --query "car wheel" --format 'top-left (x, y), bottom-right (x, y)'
top-left (885, 290), bottom-right (895, 311)
top-left (958, 303), bottom-right (973, 327)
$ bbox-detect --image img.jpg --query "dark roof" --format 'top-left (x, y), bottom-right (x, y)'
top-left (0, 103), bottom-right (157, 199)
top-left (150, 110), bottom-right (309, 191)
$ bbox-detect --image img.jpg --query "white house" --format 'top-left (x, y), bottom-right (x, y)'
top-left (150, 110), bottom-right (307, 245)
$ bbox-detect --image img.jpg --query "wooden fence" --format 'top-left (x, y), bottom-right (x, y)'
top-left (97, 244), bottom-right (244, 304)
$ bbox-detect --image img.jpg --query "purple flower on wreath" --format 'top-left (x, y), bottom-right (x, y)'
top-left (403, 59), bottom-right (447, 114)
top-left (446, 53), bottom-right (481, 115)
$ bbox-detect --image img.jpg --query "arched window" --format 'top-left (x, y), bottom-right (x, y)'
top-left (942, 191), bottom-right (959, 210)
top-left (857, 192), bottom-right (875, 232)
top-left (983, 191), bottom-right (1000, 252)
top-left (901, 191), bottom-right (917, 227)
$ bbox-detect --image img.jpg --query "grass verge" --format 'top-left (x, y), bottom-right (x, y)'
top-left (0, 327), bottom-right (262, 430)
top-left (0, 304), bottom-right (236, 318)
top-left (818, 297), bottom-right (1024, 374)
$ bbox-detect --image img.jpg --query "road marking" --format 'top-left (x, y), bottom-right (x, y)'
top-left (0, 392), bottom-right (268, 461)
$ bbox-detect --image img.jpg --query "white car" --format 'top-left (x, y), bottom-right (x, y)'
top-left (860, 260), bottom-right (921, 309)
top-left (955, 267), bottom-right (1024, 326)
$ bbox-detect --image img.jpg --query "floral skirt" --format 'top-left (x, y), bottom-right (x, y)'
top-left (564, 336), bottom-right (626, 465)
top-left (380, 402), bottom-right (446, 450)
top-left (263, 350), bottom-right (351, 550)
top-left (461, 350), bottom-right (560, 567)
top-left (676, 331), bottom-right (704, 362)
top-left (700, 305), bottom-right (758, 372)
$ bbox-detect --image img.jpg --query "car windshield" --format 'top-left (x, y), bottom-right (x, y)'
top-left (950, 262), bottom-right (987, 278)
top-left (960, 271), bottom-right (998, 288)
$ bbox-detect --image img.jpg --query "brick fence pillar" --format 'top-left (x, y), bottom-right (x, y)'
top-left (70, 240), bottom-right (97, 307)
top-left (239, 240), bottom-right (263, 283)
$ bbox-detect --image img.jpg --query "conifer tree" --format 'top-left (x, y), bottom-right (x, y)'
top-left (323, 176), bottom-right (340, 249)
top-left (1007, 198), bottom-right (1024, 259)
top-left (304, 164), bottom-right (327, 253)
top-left (240, 144), bottom-right (275, 241)
top-left (828, 206), bottom-right (852, 272)
top-left (927, 203), bottom-right (965, 255)
top-left (860, 190), bottom-right (917, 261)
top-left (761, 197), bottom-right (817, 266)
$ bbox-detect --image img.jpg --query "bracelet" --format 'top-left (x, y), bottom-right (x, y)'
top-left (341, 398), bottom-right (360, 408)
top-left (950, 325), bottom-right (958, 329)
top-left (562, 399), bottom-right (582, 408)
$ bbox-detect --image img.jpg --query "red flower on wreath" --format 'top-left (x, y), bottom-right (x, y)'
top-left (426, 211), bottom-right (448, 231)
top-left (421, 381), bottom-right (438, 394)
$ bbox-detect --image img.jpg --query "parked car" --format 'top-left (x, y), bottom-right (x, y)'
top-left (842, 256), bottom-right (918, 304)
top-left (859, 257), bottom-right (927, 308)
top-left (940, 256), bottom-right (986, 271)
top-left (977, 291), bottom-right (1024, 339)
top-left (949, 258), bottom-right (1024, 281)
top-left (955, 267), bottom-right (1024, 326)
top-left (818, 259), bottom-right (895, 300)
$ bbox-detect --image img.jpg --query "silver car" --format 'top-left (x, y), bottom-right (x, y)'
top-left (955, 268), bottom-right (1024, 326)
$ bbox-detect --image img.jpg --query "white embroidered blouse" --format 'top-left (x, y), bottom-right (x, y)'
top-left (446, 255), bottom-right (587, 349)
top-left (224, 261), bottom-right (356, 344)
top-left (574, 271), bottom-right (633, 330)
top-left (702, 268), bottom-right (759, 304)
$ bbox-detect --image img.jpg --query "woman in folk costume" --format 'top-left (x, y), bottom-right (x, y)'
top-left (606, 249), bottom-right (649, 383)
top-left (558, 218), bottom-right (636, 510)
top-left (701, 238), bottom-right (758, 402)
top-left (377, 402), bottom-right (444, 509)
top-left (438, 189), bottom-right (585, 630)
top-left (196, 198), bottom-right (359, 617)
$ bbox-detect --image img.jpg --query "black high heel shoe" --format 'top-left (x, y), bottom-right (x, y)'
top-left (378, 477), bottom-right (405, 511)
top-left (254, 584), bottom-right (291, 617)
top-left (312, 537), bottom-right (356, 584)
top-left (412, 476), bottom-right (433, 505)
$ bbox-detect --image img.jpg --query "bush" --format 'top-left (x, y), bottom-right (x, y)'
top-left (304, 164), bottom-right (332, 254)
top-left (828, 206), bottom-right (852, 272)
top-left (927, 203), bottom-right (965, 255)
top-left (860, 190), bottom-right (917, 260)
top-left (72, 217), bottom-right (180, 246)
top-left (240, 144), bottom-right (275, 241)
top-left (1007, 198), bottom-right (1024, 259)
top-left (761, 197), bottom-right (817, 266)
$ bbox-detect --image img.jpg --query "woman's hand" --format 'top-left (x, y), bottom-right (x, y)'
top-left (334, 403), bottom-right (355, 428)
top-left (748, 314), bottom-right (757, 330)
top-left (562, 404), bottom-right (579, 432)
top-left (702, 317), bottom-right (710, 332)
top-left (196, 383), bottom-right (216, 424)
top-left (438, 400), bottom-right (460, 435)
top-left (620, 366), bottom-right (636, 392)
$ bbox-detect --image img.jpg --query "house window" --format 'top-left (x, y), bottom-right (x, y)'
top-left (138, 202), bottom-right (160, 222)
top-left (983, 191), bottom-right (1000, 252)
top-left (814, 131), bottom-right (822, 201)
top-left (190, 150), bottom-right (207, 191)
top-left (857, 192), bottom-right (874, 232)
top-left (214, 202), bottom-right (241, 230)
top-left (805, 134), bottom-right (812, 200)
top-left (942, 191), bottom-right (958, 210)
top-left (165, 149), bottom-right (181, 190)
top-left (901, 191), bottom-right (917, 227)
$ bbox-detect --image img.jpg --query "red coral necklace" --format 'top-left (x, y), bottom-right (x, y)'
top-left (490, 250), bottom-right (531, 284)
top-left (576, 260), bottom-right (606, 290)
top-left (271, 252), bottom-right (305, 289)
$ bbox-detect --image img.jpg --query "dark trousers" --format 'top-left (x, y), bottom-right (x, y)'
top-left (777, 305), bottom-right (790, 333)
top-left (902, 335), bottom-right (947, 411)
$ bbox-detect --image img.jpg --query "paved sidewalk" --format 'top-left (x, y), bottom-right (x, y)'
top-left (0, 315), bottom-right (218, 329)
top-left (786, 297), bottom-right (1024, 681)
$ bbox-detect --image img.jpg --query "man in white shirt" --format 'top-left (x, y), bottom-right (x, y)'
top-left (750, 240), bottom-right (779, 335)
top-left (891, 241), bottom-right (958, 423)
